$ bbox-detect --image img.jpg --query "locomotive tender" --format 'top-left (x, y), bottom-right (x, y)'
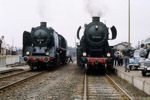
top-left (23, 22), bottom-right (67, 70)
top-left (77, 17), bottom-right (117, 72)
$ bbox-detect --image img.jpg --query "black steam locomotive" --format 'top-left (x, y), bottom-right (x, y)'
top-left (23, 22), bottom-right (67, 70)
top-left (77, 17), bottom-right (117, 72)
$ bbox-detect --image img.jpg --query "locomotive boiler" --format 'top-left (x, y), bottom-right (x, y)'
top-left (77, 17), bottom-right (117, 73)
top-left (23, 22), bottom-right (67, 70)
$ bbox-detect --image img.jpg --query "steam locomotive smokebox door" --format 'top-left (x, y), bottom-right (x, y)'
top-left (85, 16), bottom-right (108, 46)
top-left (33, 29), bottom-right (48, 44)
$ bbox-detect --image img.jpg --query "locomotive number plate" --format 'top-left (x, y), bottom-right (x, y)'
top-left (92, 36), bottom-right (101, 39)
top-left (37, 39), bottom-right (44, 42)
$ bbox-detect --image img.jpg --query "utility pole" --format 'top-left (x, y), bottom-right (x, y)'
top-left (75, 35), bottom-right (76, 47)
top-left (12, 37), bottom-right (14, 47)
top-left (128, 0), bottom-right (130, 46)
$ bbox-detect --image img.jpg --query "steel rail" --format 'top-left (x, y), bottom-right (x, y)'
top-left (105, 74), bottom-right (134, 100)
top-left (83, 74), bottom-right (87, 100)
top-left (0, 71), bottom-right (29, 80)
top-left (0, 71), bottom-right (46, 91)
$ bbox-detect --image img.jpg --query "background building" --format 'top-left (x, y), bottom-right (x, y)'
top-left (113, 42), bottom-right (131, 50)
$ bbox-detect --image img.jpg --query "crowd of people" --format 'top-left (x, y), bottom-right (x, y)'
top-left (114, 43), bottom-right (150, 72)
top-left (114, 50), bottom-right (124, 67)
top-left (0, 36), bottom-right (17, 56)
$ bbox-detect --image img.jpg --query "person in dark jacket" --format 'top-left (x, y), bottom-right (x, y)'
top-left (114, 50), bottom-right (119, 66)
top-left (122, 44), bottom-right (131, 72)
top-left (118, 50), bottom-right (123, 66)
top-left (0, 38), bottom-right (2, 54)
top-left (69, 55), bottom-right (73, 63)
top-left (139, 44), bottom-right (146, 58)
top-left (146, 43), bottom-right (150, 58)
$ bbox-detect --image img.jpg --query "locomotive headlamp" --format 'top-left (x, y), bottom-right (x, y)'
top-left (95, 25), bottom-right (99, 29)
top-left (107, 53), bottom-right (111, 57)
top-left (45, 52), bottom-right (49, 56)
top-left (83, 52), bottom-right (87, 57)
top-left (26, 51), bottom-right (30, 55)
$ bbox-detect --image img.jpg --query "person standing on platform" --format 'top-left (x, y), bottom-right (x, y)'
top-left (114, 50), bottom-right (119, 66)
top-left (1, 36), bottom-right (6, 55)
top-left (6, 44), bottom-right (10, 55)
top-left (118, 50), bottom-right (123, 66)
top-left (122, 44), bottom-right (131, 72)
top-left (145, 43), bottom-right (150, 58)
top-left (139, 44), bottom-right (147, 58)
top-left (12, 46), bottom-right (17, 55)
top-left (69, 55), bottom-right (73, 63)
top-left (10, 45), bottom-right (13, 55)
top-left (0, 38), bottom-right (2, 55)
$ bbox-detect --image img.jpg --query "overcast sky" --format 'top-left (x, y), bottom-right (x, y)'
top-left (0, 0), bottom-right (150, 48)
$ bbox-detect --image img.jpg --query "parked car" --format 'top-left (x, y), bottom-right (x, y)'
top-left (139, 59), bottom-right (150, 76)
top-left (129, 50), bottom-right (140, 70)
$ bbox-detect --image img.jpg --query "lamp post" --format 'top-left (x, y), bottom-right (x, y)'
top-left (128, 0), bottom-right (130, 46)
top-left (75, 35), bottom-right (77, 47)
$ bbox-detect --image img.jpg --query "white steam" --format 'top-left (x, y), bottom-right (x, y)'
top-left (37, 0), bottom-right (50, 21)
top-left (84, 0), bottom-right (108, 17)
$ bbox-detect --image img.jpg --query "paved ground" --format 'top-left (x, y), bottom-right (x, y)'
top-left (114, 66), bottom-right (150, 82)
top-left (1, 64), bottom-right (150, 81)
top-left (0, 65), bottom-right (30, 74)
top-left (12, 66), bottom-right (30, 71)
top-left (0, 67), bottom-right (12, 71)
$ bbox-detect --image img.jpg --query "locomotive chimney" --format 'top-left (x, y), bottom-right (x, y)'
top-left (40, 22), bottom-right (47, 27)
top-left (92, 17), bottom-right (100, 22)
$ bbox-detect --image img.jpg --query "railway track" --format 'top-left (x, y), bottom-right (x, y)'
top-left (0, 70), bottom-right (46, 91)
top-left (82, 74), bottom-right (134, 100)
top-left (0, 70), bottom-right (29, 79)
top-left (75, 73), bottom-right (134, 100)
